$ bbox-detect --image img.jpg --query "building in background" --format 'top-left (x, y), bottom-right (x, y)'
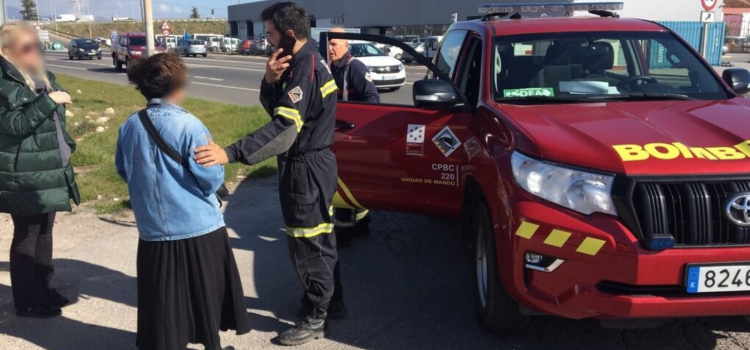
top-left (227, 0), bottom-right (568, 41)
top-left (725, 0), bottom-right (750, 37)
top-left (228, 0), bottom-right (726, 65)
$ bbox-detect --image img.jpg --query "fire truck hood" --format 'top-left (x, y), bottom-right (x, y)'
top-left (497, 98), bottom-right (750, 176)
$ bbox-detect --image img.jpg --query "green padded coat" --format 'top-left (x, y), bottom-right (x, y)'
top-left (0, 58), bottom-right (80, 216)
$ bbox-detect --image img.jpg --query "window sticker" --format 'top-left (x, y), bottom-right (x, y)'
top-left (503, 88), bottom-right (554, 98)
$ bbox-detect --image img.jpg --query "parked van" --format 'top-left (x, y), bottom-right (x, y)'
top-left (193, 34), bottom-right (224, 52)
top-left (424, 35), bottom-right (443, 59)
top-left (156, 34), bottom-right (181, 50)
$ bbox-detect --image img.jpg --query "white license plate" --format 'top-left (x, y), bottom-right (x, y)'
top-left (381, 75), bottom-right (398, 81)
top-left (88, 52), bottom-right (96, 55)
top-left (686, 264), bottom-right (750, 293)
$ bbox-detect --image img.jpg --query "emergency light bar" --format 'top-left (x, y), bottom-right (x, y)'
top-left (478, 2), bottom-right (624, 14)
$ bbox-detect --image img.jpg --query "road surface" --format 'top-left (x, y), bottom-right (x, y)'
top-left (1, 177), bottom-right (750, 350)
top-left (44, 49), bottom-right (426, 107)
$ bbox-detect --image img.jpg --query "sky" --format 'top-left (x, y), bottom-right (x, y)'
top-left (5, 0), bottom-right (262, 20)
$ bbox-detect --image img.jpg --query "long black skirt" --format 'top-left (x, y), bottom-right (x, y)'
top-left (136, 227), bottom-right (251, 350)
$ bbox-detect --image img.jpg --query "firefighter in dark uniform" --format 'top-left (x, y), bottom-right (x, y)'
top-left (327, 28), bottom-right (379, 246)
top-left (194, 2), bottom-right (341, 346)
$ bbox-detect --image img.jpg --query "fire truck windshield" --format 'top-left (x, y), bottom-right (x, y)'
top-left (493, 31), bottom-right (728, 103)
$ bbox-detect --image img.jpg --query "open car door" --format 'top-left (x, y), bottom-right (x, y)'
top-left (320, 32), bottom-right (473, 217)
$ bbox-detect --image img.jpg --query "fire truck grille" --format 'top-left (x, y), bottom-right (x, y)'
top-left (630, 180), bottom-right (750, 247)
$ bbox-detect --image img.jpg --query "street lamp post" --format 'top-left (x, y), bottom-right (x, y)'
top-left (143, 0), bottom-right (155, 56)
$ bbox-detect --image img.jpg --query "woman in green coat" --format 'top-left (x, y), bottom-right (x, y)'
top-left (0, 23), bottom-right (79, 318)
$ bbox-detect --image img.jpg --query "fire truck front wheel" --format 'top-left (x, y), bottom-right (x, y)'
top-left (473, 201), bottom-right (529, 334)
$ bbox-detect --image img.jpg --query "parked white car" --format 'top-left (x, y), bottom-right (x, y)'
top-left (349, 41), bottom-right (406, 91)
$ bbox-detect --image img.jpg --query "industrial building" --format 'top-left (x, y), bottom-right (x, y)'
top-left (228, 0), bottom-right (727, 65)
top-left (227, 0), bottom-right (569, 39)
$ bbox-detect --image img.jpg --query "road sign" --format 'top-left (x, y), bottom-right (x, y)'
top-left (701, 0), bottom-right (717, 11)
top-left (701, 11), bottom-right (716, 23)
top-left (38, 30), bottom-right (49, 42)
top-left (160, 21), bottom-right (171, 36)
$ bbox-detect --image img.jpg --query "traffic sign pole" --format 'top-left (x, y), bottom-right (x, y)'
top-left (699, 0), bottom-right (718, 60)
top-left (143, 0), bottom-right (155, 56)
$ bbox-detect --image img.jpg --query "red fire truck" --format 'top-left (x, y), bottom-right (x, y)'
top-left (324, 2), bottom-right (750, 333)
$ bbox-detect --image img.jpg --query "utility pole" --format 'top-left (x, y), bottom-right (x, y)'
top-left (50, 0), bottom-right (57, 29)
top-left (86, 0), bottom-right (92, 38)
top-left (143, 0), bottom-right (155, 56)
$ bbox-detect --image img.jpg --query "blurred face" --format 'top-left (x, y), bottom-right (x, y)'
top-left (265, 20), bottom-right (281, 48)
top-left (329, 38), bottom-right (348, 62)
top-left (5, 29), bottom-right (42, 72)
top-left (165, 71), bottom-right (188, 105)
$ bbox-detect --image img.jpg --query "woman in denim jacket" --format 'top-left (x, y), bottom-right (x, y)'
top-left (115, 53), bottom-right (250, 350)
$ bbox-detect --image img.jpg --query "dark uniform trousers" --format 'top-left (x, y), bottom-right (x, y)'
top-left (223, 40), bottom-right (343, 319)
top-left (279, 149), bottom-right (341, 317)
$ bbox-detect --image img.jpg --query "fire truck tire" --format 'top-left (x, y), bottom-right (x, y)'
top-left (473, 201), bottom-right (529, 334)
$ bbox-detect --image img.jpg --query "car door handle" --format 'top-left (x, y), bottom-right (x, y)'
top-left (336, 120), bottom-right (356, 130)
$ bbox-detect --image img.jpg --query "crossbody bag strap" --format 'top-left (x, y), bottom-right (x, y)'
top-left (137, 109), bottom-right (188, 166)
top-left (137, 108), bottom-right (228, 206)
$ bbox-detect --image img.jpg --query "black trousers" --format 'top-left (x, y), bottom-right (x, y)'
top-left (10, 213), bottom-right (56, 311)
top-left (279, 149), bottom-right (341, 318)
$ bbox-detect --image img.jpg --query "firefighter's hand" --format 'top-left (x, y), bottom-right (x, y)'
top-left (265, 49), bottom-right (292, 83)
top-left (195, 141), bottom-right (229, 167)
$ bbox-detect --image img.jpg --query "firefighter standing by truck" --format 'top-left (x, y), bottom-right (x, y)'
top-left (327, 27), bottom-right (379, 246)
top-left (194, 2), bottom-right (343, 346)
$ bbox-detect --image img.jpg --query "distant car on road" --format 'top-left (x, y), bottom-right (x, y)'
top-left (177, 39), bottom-right (208, 57)
top-left (68, 39), bottom-right (102, 60)
top-left (349, 41), bottom-right (406, 91)
top-left (401, 42), bottom-right (424, 64)
top-left (240, 40), bottom-right (252, 55)
top-left (250, 37), bottom-right (273, 56)
top-left (112, 33), bottom-right (165, 71)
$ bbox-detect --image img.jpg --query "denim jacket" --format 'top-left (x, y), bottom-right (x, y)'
top-left (115, 99), bottom-right (225, 241)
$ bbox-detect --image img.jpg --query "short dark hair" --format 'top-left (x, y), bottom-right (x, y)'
top-left (261, 2), bottom-right (309, 40)
top-left (126, 53), bottom-right (187, 100)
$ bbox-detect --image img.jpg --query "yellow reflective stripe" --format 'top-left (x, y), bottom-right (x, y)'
top-left (515, 222), bottom-right (539, 239)
top-left (328, 206), bottom-right (334, 217)
top-left (286, 223), bottom-right (335, 238)
top-left (576, 237), bottom-right (606, 256)
top-left (337, 178), bottom-right (364, 209)
top-left (274, 107), bottom-right (303, 132)
top-left (320, 79), bottom-right (338, 98)
top-left (544, 229), bottom-right (572, 248)
top-left (355, 209), bottom-right (369, 221)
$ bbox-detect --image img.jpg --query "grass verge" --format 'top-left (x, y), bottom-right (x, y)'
top-left (57, 74), bottom-right (276, 213)
top-left (52, 21), bottom-right (230, 41)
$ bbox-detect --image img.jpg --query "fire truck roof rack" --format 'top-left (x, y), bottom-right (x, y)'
top-left (479, 2), bottom-right (624, 19)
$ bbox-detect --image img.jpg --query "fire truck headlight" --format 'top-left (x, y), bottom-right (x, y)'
top-left (511, 152), bottom-right (617, 216)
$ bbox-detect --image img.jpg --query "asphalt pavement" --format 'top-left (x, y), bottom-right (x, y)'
top-left (2, 177), bottom-right (750, 350)
top-left (44, 49), bottom-right (425, 106)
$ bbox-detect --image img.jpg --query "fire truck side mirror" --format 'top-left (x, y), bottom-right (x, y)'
top-left (413, 79), bottom-right (460, 110)
top-left (722, 68), bottom-right (750, 95)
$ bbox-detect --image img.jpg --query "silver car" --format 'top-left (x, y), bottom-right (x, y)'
top-left (177, 39), bottom-right (208, 57)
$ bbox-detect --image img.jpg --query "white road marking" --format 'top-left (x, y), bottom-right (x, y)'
top-left (46, 64), bottom-right (88, 70)
top-left (193, 76), bottom-right (225, 82)
top-left (186, 62), bottom-right (265, 72)
top-left (191, 81), bottom-right (259, 92)
top-left (182, 56), bottom-right (266, 66)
